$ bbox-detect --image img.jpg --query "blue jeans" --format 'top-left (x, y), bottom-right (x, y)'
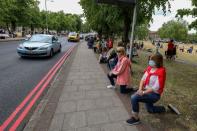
top-left (131, 92), bottom-right (165, 113)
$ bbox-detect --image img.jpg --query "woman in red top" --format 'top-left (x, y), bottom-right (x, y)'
top-left (166, 39), bottom-right (175, 58)
top-left (126, 53), bottom-right (166, 125)
top-left (168, 39), bottom-right (174, 50)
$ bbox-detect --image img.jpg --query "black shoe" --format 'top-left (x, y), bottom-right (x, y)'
top-left (126, 117), bottom-right (140, 125)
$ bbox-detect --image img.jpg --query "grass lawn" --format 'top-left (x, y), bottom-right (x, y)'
top-left (131, 50), bottom-right (197, 131)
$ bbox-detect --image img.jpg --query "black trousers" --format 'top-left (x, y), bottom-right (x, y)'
top-left (107, 73), bottom-right (133, 94)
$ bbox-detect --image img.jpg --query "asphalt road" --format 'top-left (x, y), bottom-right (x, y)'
top-left (0, 37), bottom-right (77, 125)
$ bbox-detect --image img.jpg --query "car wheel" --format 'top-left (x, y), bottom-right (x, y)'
top-left (49, 49), bottom-right (54, 57)
top-left (58, 45), bottom-right (61, 52)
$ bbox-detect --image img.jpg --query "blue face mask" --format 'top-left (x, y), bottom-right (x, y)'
top-left (149, 60), bottom-right (156, 67)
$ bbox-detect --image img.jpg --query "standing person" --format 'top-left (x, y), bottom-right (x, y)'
top-left (166, 39), bottom-right (174, 58)
top-left (107, 37), bottom-right (113, 50)
top-left (107, 47), bottom-right (133, 94)
top-left (168, 39), bottom-right (174, 50)
top-left (99, 47), bottom-right (108, 63)
top-left (126, 53), bottom-right (166, 125)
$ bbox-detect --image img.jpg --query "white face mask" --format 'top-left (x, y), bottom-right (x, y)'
top-left (149, 60), bottom-right (156, 67)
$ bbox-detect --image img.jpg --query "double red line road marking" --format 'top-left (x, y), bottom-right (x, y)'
top-left (0, 45), bottom-right (76, 131)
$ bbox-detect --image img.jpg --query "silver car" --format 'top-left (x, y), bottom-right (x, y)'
top-left (17, 34), bottom-right (61, 58)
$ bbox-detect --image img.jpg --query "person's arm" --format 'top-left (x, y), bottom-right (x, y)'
top-left (136, 72), bottom-right (147, 95)
top-left (112, 58), bottom-right (127, 75)
top-left (142, 87), bottom-right (153, 95)
top-left (142, 75), bottom-right (161, 95)
top-left (137, 82), bottom-right (154, 96)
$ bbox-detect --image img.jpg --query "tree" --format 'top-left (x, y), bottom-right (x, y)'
top-left (176, 0), bottom-right (197, 31)
top-left (135, 23), bottom-right (149, 40)
top-left (80, 0), bottom-right (171, 45)
top-left (81, 22), bottom-right (91, 33)
top-left (0, 0), bottom-right (40, 34)
top-left (158, 20), bottom-right (188, 41)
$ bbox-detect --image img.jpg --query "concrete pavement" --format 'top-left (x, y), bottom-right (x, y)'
top-left (24, 41), bottom-right (139, 131)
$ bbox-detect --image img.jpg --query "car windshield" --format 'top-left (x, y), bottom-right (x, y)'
top-left (69, 32), bottom-right (77, 36)
top-left (29, 35), bottom-right (51, 43)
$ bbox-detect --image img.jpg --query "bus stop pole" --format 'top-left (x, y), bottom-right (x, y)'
top-left (129, 3), bottom-right (137, 61)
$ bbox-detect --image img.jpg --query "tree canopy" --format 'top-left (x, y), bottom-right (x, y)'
top-left (0, 0), bottom-right (83, 35)
top-left (158, 20), bottom-right (188, 41)
top-left (80, 0), bottom-right (171, 44)
top-left (176, 0), bottom-right (197, 31)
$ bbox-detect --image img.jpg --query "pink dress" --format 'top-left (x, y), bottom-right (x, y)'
top-left (112, 56), bottom-right (131, 85)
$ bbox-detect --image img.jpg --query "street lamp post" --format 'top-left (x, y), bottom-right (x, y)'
top-left (129, 3), bottom-right (137, 61)
top-left (45, 0), bottom-right (48, 34)
top-left (45, 0), bottom-right (54, 34)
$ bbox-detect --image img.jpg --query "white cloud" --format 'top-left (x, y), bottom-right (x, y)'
top-left (38, 0), bottom-right (83, 14)
top-left (149, 0), bottom-right (195, 32)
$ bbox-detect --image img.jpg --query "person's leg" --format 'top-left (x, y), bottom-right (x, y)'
top-left (131, 94), bottom-right (141, 115)
top-left (94, 47), bottom-right (97, 52)
top-left (120, 85), bottom-right (126, 94)
top-left (145, 103), bottom-right (166, 113)
top-left (120, 85), bottom-right (133, 94)
top-left (126, 94), bottom-right (141, 125)
top-left (107, 74), bottom-right (117, 86)
top-left (135, 92), bottom-right (165, 113)
top-left (107, 60), bottom-right (111, 70)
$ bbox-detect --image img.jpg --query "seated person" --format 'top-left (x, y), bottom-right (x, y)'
top-left (126, 53), bottom-right (166, 125)
top-left (99, 47), bottom-right (108, 63)
top-left (187, 46), bottom-right (193, 54)
top-left (106, 41), bottom-right (124, 70)
top-left (106, 48), bottom-right (117, 70)
top-left (107, 47), bottom-right (133, 94)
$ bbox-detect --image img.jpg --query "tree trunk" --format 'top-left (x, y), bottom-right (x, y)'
top-left (22, 26), bottom-right (25, 37)
top-left (11, 21), bottom-right (16, 33)
top-left (6, 23), bottom-right (11, 34)
top-left (31, 24), bottom-right (34, 35)
top-left (122, 8), bottom-right (133, 47)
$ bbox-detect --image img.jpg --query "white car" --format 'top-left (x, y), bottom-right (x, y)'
top-left (0, 33), bottom-right (9, 39)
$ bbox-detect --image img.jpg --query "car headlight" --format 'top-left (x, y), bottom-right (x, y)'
top-left (39, 46), bottom-right (49, 50)
top-left (18, 44), bottom-right (24, 49)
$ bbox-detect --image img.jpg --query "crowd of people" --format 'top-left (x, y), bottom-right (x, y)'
top-left (153, 39), bottom-right (197, 61)
top-left (86, 37), bottom-right (168, 126)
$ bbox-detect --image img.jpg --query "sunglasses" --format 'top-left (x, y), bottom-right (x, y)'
top-left (117, 50), bottom-right (122, 53)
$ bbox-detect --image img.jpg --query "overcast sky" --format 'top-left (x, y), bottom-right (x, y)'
top-left (39, 0), bottom-right (195, 32)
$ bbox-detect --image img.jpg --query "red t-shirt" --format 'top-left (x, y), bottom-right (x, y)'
top-left (168, 42), bottom-right (174, 50)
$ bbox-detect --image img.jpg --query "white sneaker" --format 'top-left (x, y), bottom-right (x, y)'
top-left (107, 85), bottom-right (115, 89)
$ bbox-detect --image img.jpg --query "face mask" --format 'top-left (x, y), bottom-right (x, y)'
top-left (149, 60), bottom-right (156, 67)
